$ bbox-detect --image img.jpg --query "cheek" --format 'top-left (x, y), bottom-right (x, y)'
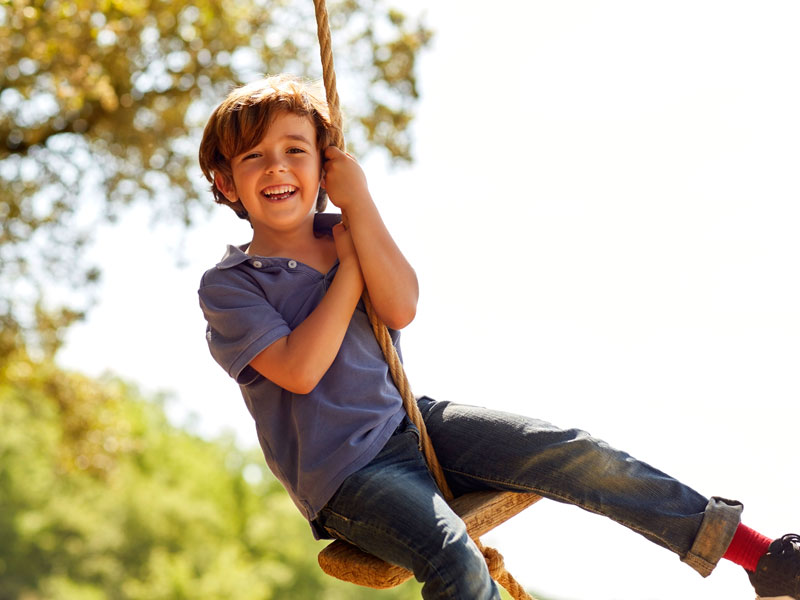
top-left (305, 163), bottom-right (323, 186)
top-left (235, 164), bottom-right (264, 191)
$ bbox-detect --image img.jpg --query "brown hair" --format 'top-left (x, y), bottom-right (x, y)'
top-left (198, 74), bottom-right (334, 218)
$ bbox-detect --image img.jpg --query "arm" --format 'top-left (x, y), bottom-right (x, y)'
top-left (322, 146), bottom-right (419, 330)
top-left (249, 224), bottom-right (364, 394)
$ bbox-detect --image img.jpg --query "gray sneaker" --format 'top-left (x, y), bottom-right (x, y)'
top-left (748, 534), bottom-right (800, 599)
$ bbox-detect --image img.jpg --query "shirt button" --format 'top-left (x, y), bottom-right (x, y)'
top-left (287, 260), bottom-right (298, 269)
top-left (252, 260), bottom-right (263, 268)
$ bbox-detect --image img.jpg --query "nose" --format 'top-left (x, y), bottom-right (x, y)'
top-left (265, 154), bottom-right (287, 174)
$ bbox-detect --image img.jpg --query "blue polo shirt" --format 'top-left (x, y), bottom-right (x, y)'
top-left (198, 236), bottom-right (405, 532)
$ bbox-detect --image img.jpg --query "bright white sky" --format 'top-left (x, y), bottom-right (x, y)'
top-left (61, 2), bottom-right (800, 598)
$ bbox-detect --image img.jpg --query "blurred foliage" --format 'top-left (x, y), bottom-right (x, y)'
top-left (0, 0), bottom-right (432, 360)
top-left (0, 349), bottom-right (430, 599)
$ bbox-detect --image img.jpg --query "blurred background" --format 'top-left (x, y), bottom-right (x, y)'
top-left (2, 1), bottom-right (798, 599)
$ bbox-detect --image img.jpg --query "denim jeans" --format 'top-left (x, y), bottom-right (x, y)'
top-left (313, 397), bottom-right (742, 599)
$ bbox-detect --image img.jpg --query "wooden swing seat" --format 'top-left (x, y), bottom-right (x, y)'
top-left (318, 490), bottom-right (542, 589)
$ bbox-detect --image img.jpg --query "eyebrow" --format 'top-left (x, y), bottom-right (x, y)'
top-left (285, 133), bottom-right (314, 144)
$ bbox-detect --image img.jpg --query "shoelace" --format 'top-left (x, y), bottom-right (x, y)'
top-left (774, 534), bottom-right (800, 557)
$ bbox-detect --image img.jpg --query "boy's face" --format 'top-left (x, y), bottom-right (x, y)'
top-left (219, 111), bottom-right (322, 233)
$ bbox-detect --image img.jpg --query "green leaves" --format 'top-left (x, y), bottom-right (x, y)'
top-left (0, 351), bottom-right (426, 599)
top-left (0, 0), bottom-right (432, 361)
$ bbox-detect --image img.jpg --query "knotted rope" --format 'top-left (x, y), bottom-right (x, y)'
top-left (311, 2), bottom-right (531, 598)
top-left (475, 540), bottom-right (531, 600)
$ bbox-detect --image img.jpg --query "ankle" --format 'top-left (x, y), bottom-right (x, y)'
top-left (723, 524), bottom-right (773, 572)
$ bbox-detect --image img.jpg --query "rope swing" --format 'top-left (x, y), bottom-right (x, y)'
top-left (312, 1), bottom-right (541, 597)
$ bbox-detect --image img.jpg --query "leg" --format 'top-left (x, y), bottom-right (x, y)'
top-left (417, 396), bottom-right (742, 576)
top-left (314, 418), bottom-right (502, 600)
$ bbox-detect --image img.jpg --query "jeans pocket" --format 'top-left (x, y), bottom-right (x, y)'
top-left (404, 417), bottom-right (422, 449)
top-left (317, 508), bottom-right (362, 547)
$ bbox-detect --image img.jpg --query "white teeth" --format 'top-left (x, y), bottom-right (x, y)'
top-left (262, 185), bottom-right (296, 196)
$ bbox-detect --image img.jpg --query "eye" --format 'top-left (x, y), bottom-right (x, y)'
top-left (287, 147), bottom-right (306, 154)
top-left (242, 152), bottom-right (261, 160)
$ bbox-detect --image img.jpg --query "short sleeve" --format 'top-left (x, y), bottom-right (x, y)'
top-left (198, 271), bottom-right (292, 384)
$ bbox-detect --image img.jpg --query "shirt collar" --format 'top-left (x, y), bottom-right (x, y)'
top-left (215, 244), bottom-right (252, 270)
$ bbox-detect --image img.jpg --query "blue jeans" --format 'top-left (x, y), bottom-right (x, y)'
top-left (313, 397), bottom-right (742, 599)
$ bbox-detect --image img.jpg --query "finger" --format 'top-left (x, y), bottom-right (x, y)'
top-left (324, 146), bottom-right (343, 160)
top-left (331, 222), bottom-right (349, 239)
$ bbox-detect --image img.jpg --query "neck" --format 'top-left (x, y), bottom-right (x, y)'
top-left (247, 214), bottom-right (337, 274)
top-left (248, 214), bottom-right (316, 258)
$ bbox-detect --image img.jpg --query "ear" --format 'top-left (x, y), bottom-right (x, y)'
top-left (214, 172), bottom-right (237, 202)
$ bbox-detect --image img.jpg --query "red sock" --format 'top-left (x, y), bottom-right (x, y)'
top-left (723, 524), bottom-right (773, 571)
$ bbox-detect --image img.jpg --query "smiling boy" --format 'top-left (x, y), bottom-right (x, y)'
top-left (201, 76), bottom-right (417, 397)
top-left (198, 75), bottom-right (800, 599)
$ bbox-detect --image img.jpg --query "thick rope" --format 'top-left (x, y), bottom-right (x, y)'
top-left (312, 2), bottom-right (531, 598)
top-left (361, 294), bottom-right (456, 499)
top-left (312, 0), bottom-right (453, 499)
top-left (361, 258), bottom-right (533, 600)
top-left (476, 540), bottom-right (533, 600)
top-left (312, 0), bottom-right (344, 150)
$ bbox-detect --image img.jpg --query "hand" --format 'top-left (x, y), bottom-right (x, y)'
top-left (321, 146), bottom-right (370, 211)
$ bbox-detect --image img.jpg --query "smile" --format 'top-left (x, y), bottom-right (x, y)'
top-left (261, 184), bottom-right (298, 201)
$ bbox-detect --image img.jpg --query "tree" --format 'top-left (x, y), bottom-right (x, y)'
top-left (0, 0), bottom-right (432, 359)
top-left (0, 349), bottom-right (434, 599)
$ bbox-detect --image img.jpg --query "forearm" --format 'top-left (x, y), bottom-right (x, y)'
top-left (249, 261), bottom-right (363, 394)
top-left (322, 146), bottom-right (418, 329)
top-left (345, 198), bottom-right (419, 330)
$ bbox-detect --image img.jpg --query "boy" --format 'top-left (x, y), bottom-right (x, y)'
top-left (198, 74), bottom-right (799, 599)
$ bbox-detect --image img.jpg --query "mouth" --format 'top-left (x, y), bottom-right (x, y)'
top-left (260, 184), bottom-right (298, 202)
